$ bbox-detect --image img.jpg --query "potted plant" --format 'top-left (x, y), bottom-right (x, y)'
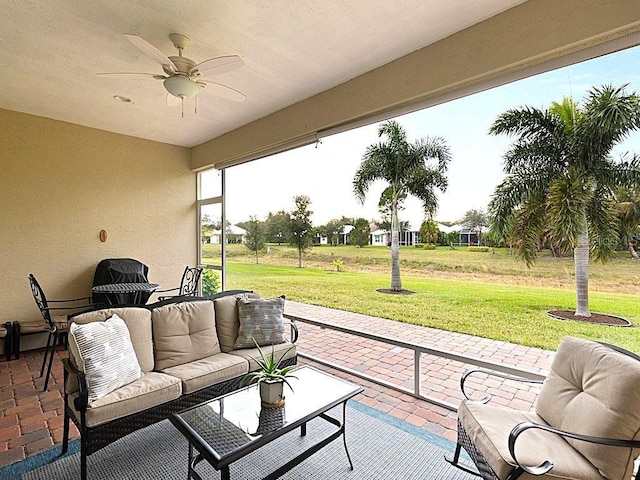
top-left (242, 339), bottom-right (297, 407)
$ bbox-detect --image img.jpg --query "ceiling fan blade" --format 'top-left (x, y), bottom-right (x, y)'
top-left (166, 93), bottom-right (181, 107)
top-left (124, 34), bottom-right (176, 72)
top-left (191, 55), bottom-right (244, 77)
top-left (97, 72), bottom-right (166, 80)
top-left (197, 80), bottom-right (246, 102)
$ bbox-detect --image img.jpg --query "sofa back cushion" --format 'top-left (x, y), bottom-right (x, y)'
top-left (213, 292), bottom-right (259, 352)
top-left (536, 336), bottom-right (640, 480)
top-left (151, 300), bottom-right (220, 371)
top-left (70, 307), bottom-right (154, 373)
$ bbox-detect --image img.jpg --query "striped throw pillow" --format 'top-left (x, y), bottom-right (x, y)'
top-left (69, 314), bottom-right (142, 403)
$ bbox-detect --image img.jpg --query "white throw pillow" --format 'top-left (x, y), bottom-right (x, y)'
top-left (68, 314), bottom-right (143, 403)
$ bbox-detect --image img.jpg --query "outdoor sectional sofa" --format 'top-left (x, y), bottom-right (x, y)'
top-left (61, 291), bottom-right (298, 480)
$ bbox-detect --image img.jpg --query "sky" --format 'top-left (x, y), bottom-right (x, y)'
top-left (223, 45), bottom-right (640, 229)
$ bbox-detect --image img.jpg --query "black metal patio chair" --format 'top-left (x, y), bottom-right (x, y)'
top-left (27, 273), bottom-right (99, 390)
top-left (156, 266), bottom-right (203, 301)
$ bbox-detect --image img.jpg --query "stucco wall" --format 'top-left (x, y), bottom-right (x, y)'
top-left (0, 109), bottom-right (196, 348)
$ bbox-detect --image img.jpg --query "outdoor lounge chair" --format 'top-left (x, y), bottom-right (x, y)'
top-left (446, 336), bottom-right (640, 480)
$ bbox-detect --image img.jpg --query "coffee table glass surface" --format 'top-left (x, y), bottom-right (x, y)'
top-left (170, 365), bottom-right (363, 478)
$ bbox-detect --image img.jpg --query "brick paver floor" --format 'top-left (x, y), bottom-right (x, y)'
top-left (0, 302), bottom-right (554, 467)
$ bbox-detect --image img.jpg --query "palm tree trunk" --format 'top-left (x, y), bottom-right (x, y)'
top-left (390, 201), bottom-right (402, 291)
top-left (627, 238), bottom-right (639, 259)
top-left (574, 229), bottom-right (591, 317)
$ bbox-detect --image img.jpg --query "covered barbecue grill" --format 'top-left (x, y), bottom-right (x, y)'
top-left (92, 258), bottom-right (151, 305)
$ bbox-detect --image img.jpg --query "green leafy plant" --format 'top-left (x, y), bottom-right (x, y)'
top-left (423, 244), bottom-right (436, 250)
top-left (332, 258), bottom-right (345, 272)
top-left (201, 269), bottom-right (220, 295)
top-left (242, 339), bottom-right (298, 390)
top-left (468, 246), bottom-right (490, 252)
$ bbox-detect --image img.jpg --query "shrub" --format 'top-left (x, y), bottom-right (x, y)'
top-left (415, 243), bottom-right (424, 248)
top-left (468, 246), bottom-right (490, 252)
top-left (423, 244), bottom-right (436, 250)
top-left (332, 258), bottom-right (345, 272)
top-left (202, 269), bottom-right (220, 295)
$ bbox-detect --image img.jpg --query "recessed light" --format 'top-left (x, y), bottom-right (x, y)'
top-left (113, 95), bottom-right (132, 103)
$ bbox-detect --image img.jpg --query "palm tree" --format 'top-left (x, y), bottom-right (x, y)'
top-left (353, 120), bottom-right (451, 291)
top-left (615, 187), bottom-right (640, 259)
top-left (488, 85), bottom-right (640, 317)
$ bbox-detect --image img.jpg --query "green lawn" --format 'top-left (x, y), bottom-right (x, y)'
top-left (202, 243), bottom-right (640, 353)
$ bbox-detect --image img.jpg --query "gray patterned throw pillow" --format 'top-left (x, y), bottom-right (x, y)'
top-left (234, 296), bottom-right (286, 348)
top-left (68, 314), bottom-right (143, 403)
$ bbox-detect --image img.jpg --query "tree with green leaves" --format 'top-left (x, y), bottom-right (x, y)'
top-left (318, 218), bottom-right (346, 245)
top-left (264, 210), bottom-right (289, 244)
top-left (615, 187), bottom-right (640, 259)
top-left (459, 209), bottom-right (489, 245)
top-left (287, 195), bottom-right (314, 267)
top-left (243, 215), bottom-right (266, 264)
top-left (350, 218), bottom-right (371, 247)
top-left (488, 84), bottom-right (640, 317)
top-left (420, 219), bottom-right (439, 244)
top-left (354, 120), bottom-right (451, 291)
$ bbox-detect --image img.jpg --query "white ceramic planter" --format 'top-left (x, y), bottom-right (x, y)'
top-left (260, 380), bottom-right (285, 407)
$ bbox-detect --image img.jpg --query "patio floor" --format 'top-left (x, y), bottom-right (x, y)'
top-left (0, 301), bottom-right (554, 468)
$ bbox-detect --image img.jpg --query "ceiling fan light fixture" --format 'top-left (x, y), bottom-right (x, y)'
top-left (163, 75), bottom-right (199, 99)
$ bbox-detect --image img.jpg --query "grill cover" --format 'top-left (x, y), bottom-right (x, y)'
top-left (92, 258), bottom-right (150, 305)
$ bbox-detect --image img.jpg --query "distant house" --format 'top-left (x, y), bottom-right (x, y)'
top-left (459, 228), bottom-right (479, 245)
top-left (316, 225), bottom-right (354, 245)
top-left (208, 225), bottom-right (247, 244)
top-left (370, 226), bottom-right (420, 246)
top-left (370, 229), bottom-right (389, 246)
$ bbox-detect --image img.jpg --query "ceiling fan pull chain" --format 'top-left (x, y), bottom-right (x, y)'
top-left (181, 97), bottom-right (184, 118)
top-left (195, 95), bottom-right (198, 115)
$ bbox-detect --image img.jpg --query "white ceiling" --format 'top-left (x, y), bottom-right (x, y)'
top-left (0, 0), bottom-right (525, 148)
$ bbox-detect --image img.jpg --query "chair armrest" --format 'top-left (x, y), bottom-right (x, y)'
top-left (154, 286), bottom-right (179, 294)
top-left (62, 358), bottom-right (88, 411)
top-left (283, 320), bottom-right (299, 344)
top-left (508, 421), bottom-right (640, 476)
top-left (461, 368), bottom-right (544, 403)
top-left (48, 295), bottom-right (95, 303)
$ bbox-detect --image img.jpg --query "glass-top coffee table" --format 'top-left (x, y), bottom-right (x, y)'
top-left (170, 365), bottom-right (363, 480)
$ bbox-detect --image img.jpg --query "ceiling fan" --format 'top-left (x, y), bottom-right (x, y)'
top-left (98, 33), bottom-right (246, 115)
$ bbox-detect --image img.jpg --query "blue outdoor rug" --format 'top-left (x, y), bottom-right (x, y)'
top-left (2, 401), bottom-right (473, 479)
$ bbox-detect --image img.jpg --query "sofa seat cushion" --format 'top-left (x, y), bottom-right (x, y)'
top-left (536, 337), bottom-right (640, 480)
top-left (152, 300), bottom-right (220, 370)
top-left (160, 353), bottom-right (249, 394)
top-left (70, 307), bottom-right (154, 373)
top-left (214, 292), bottom-right (259, 353)
top-left (69, 372), bottom-right (181, 427)
top-left (229, 342), bottom-right (296, 372)
top-left (458, 400), bottom-right (604, 480)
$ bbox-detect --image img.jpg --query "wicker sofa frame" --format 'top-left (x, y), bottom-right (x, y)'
top-left (446, 341), bottom-right (640, 480)
top-left (61, 291), bottom-right (298, 480)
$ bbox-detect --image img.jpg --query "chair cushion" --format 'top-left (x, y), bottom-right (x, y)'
top-left (68, 372), bottom-right (181, 427)
top-left (234, 296), bottom-right (286, 349)
top-left (68, 314), bottom-right (143, 403)
top-left (151, 300), bottom-right (220, 370)
top-left (16, 321), bottom-right (50, 334)
top-left (213, 292), bottom-right (259, 352)
top-left (229, 342), bottom-right (296, 371)
top-left (536, 337), bottom-right (640, 480)
top-left (160, 353), bottom-right (248, 394)
top-left (458, 399), bottom-right (604, 480)
top-left (71, 307), bottom-right (154, 373)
